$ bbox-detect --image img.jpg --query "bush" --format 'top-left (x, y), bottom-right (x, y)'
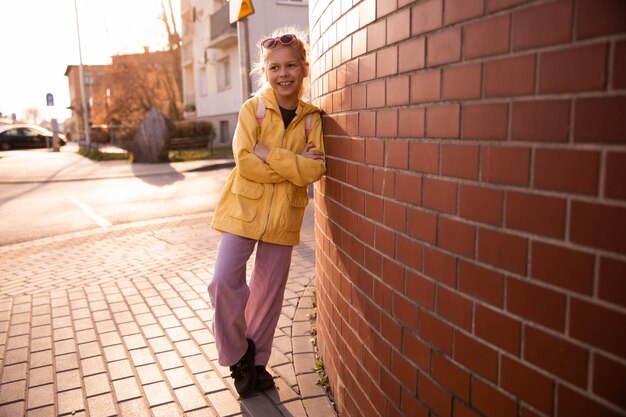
top-left (171, 120), bottom-right (215, 140)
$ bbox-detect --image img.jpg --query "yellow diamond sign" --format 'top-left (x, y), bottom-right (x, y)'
top-left (229, 0), bottom-right (254, 23)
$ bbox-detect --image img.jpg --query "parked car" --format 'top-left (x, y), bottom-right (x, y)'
top-left (0, 124), bottom-right (67, 150)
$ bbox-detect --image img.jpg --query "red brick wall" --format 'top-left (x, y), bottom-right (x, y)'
top-left (309, 1), bottom-right (626, 416)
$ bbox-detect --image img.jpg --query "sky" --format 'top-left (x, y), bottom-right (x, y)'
top-left (0, 0), bottom-right (181, 122)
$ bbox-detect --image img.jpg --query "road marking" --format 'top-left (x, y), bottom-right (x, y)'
top-left (68, 196), bottom-right (112, 228)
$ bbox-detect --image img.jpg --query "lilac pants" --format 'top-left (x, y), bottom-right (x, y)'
top-left (208, 232), bottom-right (293, 367)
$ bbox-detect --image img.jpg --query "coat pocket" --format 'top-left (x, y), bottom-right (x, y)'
top-left (282, 186), bottom-right (309, 232)
top-left (229, 175), bottom-right (264, 222)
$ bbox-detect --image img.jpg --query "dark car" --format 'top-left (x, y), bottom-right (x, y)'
top-left (0, 124), bottom-right (67, 151)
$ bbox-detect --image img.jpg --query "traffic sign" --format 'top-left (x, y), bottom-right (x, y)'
top-left (229, 0), bottom-right (254, 24)
top-left (46, 93), bottom-right (54, 106)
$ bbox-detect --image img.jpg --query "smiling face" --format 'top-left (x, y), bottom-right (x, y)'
top-left (264, 46), bottom-right (307, 109)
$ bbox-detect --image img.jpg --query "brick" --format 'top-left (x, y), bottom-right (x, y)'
top-left (395, 172), bottom-right (421, 205)
top-left (396, 234), bottom-right (424, 272)
top-left (423, 177), bottom-right (457, 214)
top-left (571, 201), bottom-right (626, 254)
top-left (432, 352), bottom-right (470, 401)
top-left (399, 108), bottom-right (425, 138)
top-left (577, 0), bottom-right (626, 39)
top-left (351, 29), bottom-right (365, 59)
top-left (507, 278), bottom-right (566, 331)
top-left (605, 152), bottom-right (626, 200)
top-left (575, 96), bottom-right (626, 144)
top-left (459, 184), bottom-right (504, 226)
top-left (399, 37), bottom-right (425, 73)
top-left (441, 143), bottom-right (479, 180)
top-left (411, 0), bottom-right (443, 36)
top-left (534, 148), bottom-right (599, 195)
top-left (531, 241), bottom-right (594, 295)
top-left (540, 43), bottom-right (608, 93)
top-left (506, 191), bottom-right (566, 238)
top-left (367, 20), bottom-right (386, 52)
top-left (593, 354), bottom-right (626, 409)
top-left (478, 228), bottom-right (528, 274)
top-left (599, 257), bottom-right (626, 307)
top-left (525, 326), bottom-right (589, 387)
top-left (359, 111), bottom-right (376, 137)
top-left (487, 0), bottom-right (533, 12)
top-left (511, 100), bottom-right (570, 142)
top-left (475, 304), bottom-right (520, 355)
top-left (359, 53), bottom-right (376, 82)
top-left (410, 69), bottom-right (440, 104)
top-left (458, 260), bottom-right (505, 307)
top-left (472, 378), bottom-right (517, 417)
top-left (365, 138), bottom-right (383, 166)
top-left (377, 46), bottom-right (398, 77)
top-left (614, 41), bottom-right (626, 89)
top-left (558, 384), bottom-right (624, 417)
top-left (464, 14), bottom-right (510, 59)
top-left (444, 0), bottom-right (484, 25)
top-left (406, 271), bottom-right (436, 311)
top-left (570, 298), bottom-right (626, 357)
top-left (438, 217), bottom-right (475, 258)
top-left (454, 332), bottom-right (498, 382)
top-left (442, 63), bottom-right (481, 100)
top-left (423, 247), bottom-right (457, 287)
top-left (462, 103), bottom-right (508, 141)
top-left (377, 110), bottom-right (398, 138)
top-left (385, 140), bottom-right (409, 169)
top-left (485, 54), bottom-right (535, 97)
top-left (436, 286), bottom-right (472, 331)
top-left (387, 8), bottom-right (410, 44)
top-left (427, 27), bottom-right (461, 67)
top-left (387, 75), bottom-right (409, 106)
top-left (383, 200), bottom-right (407, 232)
top-left (426, 104), bottom-right (460, 139)
top-left (373, 168), bottom-right (395, 197)
top-left (501, 356), bottom-right (554, 415)
top-left (418, 373), bottom-right (452, 417)
top-left (409, 142), bottom-right (438, 174)
top-left (481, 146), bottom-right (529, 186)
top-left (513, 1), bottom-right (573, 51)
top-left (366, 79), bottom-right (386, 108)
top-left (407, 207), bottom-right (436, 244)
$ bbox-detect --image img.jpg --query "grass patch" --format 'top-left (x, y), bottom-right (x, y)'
top-left (78, 147), bottom-right (130, 161)
top-left (169, 147), bottom-right (233, 162)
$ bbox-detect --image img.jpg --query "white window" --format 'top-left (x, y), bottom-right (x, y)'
top-left (199, 66), bottom-right (208, 96)
top-left (217, 57), bottom-right (231, 91)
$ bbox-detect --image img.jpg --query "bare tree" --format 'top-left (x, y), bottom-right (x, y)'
top-left (23, 107), bottom-right (41, 124)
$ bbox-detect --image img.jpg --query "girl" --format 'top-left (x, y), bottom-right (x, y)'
top-left (208, 27), bottom-right (325, 398)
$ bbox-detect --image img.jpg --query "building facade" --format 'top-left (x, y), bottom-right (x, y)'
top-left (309, 0), bottom-right (626, 416)
top-left (64, 65), bottom-right (110, 139)
top-left (180, 0), bottom-right (309, 146)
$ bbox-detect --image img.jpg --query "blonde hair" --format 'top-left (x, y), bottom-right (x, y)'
top-left (250, 26), bottom-right (311, 99)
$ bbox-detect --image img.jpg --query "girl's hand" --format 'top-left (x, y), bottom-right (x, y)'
top-left (254, 142), bottom-right (270, 161)
top-left (300, 143), bottom-right (324, 160)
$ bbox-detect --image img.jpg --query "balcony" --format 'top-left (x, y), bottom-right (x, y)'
top-left (207, 4), bottom-right (237, 49)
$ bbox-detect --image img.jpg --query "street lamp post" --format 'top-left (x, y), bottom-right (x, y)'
top-left (73, 0), bottom-right (91, 149)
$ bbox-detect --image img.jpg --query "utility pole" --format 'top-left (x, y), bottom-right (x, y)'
top-left (237, 17), bottom-right (252, 101)
top-left (73, 0), bottom-right (91, 149)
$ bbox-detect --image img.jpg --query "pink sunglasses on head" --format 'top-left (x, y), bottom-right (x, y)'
top-left (260, 34), bottom-right (297, 49)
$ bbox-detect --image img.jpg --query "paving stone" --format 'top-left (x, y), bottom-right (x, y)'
top-left (87, 393), bottom-right (117, 417)
top-left (56, 369), bottom-right (82, 392)
top-left (80, 356), bottom-right (106, 376)
top-left (156, 351), bottom-right (182, 370)
top-left (118, 398), bottom-right (151, 417)
top-left (206, 389), bottom-right (241, 416)
top-left (26, 404), bottom-right (55, 417)
top-left (0, 379), bottom-right (26, 404)
top-left (164, 367), bottom-right (194, 389)
top-left (112, 377), bottom-right (143, 402)
top-left (84, 373), bottom-right (111, 397)
top-left (57, 388), bottom-right (85, 415)
top-left (174, 384), bottom-right (208, 411)
top-left (143, 381), bottom-right (174, 407)
top-left (28, 365), bottom-right (54, 387)
top-left (151, 402), bottom-right (183, 417)
top-left (0, 401), bottom-right (25, 417)
top-left (27, 383), bottom-right (55, 409)
top-left (136, 363), bottom-right (162, 385)
top-left (1, 362), bottom-right (27, 383)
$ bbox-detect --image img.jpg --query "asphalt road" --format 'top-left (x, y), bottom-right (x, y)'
top-left (0, 148), bottom-right (231, 245)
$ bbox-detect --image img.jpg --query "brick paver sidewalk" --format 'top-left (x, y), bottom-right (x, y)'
top-left (0, 206), bottom-right (336, 417)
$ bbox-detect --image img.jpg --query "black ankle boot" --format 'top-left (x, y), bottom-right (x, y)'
top-left (229, 338), bottom-right (257, 398)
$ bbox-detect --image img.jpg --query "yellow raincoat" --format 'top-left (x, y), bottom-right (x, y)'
top-left (210, 89), bottom-right (326, 246)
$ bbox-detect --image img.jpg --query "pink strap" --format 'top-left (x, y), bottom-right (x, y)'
top-left (256, 97), bottom-right (265, 126)
top-left (305, 114), bottom-right (312, 139)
